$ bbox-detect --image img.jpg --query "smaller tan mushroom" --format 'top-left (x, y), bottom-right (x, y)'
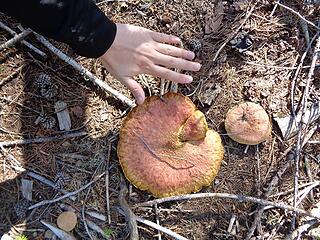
top-left (225, 102), bottom-right (271, 145)
top-left (57, 211), bottom-right (77, 232)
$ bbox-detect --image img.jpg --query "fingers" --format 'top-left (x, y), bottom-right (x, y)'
top-left (151, 32), bottom-right (181, 45)
top-left (154, 53), bottom-right (201, 72)
top-left (121, 78), bottom-right (145, 105)
top-left (150, 65), bottom-right (194, 84)
top-left (156, 43), bottom-right (195, 60)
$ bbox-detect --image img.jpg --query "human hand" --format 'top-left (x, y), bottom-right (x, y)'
top-left (99, 23), bottom-right (201, 105)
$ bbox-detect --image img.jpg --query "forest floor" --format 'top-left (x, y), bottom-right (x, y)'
top-left (0, 0), bottom-right (319, 239)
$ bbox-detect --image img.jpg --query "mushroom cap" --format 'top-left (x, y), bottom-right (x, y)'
top-left (118, 92), bottom-right (224, 198)
top-left (225, 102), bottom-right (271, 145)
top-left (57, 211), bottom-right (77, 232)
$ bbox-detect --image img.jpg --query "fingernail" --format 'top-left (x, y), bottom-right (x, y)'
top-left (184, 75), bottom-right (193, 83)
top-left (194, 63), bottom-right (201, 71)
top-left (136, 96), bottom-right (144, 105)
top-left (174, 37), bottom-right (181, 43)
top-left (188, 51), bottom-right (195, 59)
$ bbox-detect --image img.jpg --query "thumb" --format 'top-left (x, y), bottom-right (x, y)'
top-left (122, 77), bottom-right (145, 105)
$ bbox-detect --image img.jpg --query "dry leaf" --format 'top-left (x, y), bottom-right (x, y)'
top-left (205, 1), bottom-right (224, 34)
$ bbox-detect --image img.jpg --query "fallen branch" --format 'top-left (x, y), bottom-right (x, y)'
top-left (0, 29), bottom-right (32, 51)
top-left (276, 2), bottom-right (320, 31)
top-left (0, 21), bottom-right (46, 58)
top-left (28, 172), bottom-right (105, 210)
top-left (135, 192), bottom-right (320, 220)
top-left (0, 131), bottom-right (87, 148)
top-left (33, 32), bottom-right (135, 107)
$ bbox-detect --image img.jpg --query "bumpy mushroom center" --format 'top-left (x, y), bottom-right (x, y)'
top-left (179, 110), bottom-right (208, 142)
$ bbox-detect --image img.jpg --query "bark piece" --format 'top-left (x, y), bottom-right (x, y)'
top-left (55, 101), bottom-right (71, 131)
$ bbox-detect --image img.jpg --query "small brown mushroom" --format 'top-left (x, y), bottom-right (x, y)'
top-left (57, 211), bottom-right (77, 232)
top-left (225, 102), bottom-right (271, 145)
top-left (118, 93), bottom-right (224, 198)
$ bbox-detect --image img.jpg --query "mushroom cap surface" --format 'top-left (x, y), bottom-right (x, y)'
top-left (118, 92), bottom-right (224, 198)
top-left (57, 211), bottom-right (77, 232)
top-left (225, 102), bottom-right (271, 145)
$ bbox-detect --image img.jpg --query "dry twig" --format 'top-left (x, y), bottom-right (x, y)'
top-left (134, 216), bottom-right (188, 240)
top-left (276, 2), bottom-right (320, 31)
top-left (136, 192), bottom-right (320, 220)
top-left (0, 21), bottom-right (46, 57)
top-left (0, 131), bottom-right (87, 148)
top-left (28, 172), bottom-right (105, 210)
top-left (291, 28), bottom-right (320, 229)
top-left (105, 141), bottom-right (112, 225)
top-left (33, 32), bottom-right (135, 107)
top-left (26, 171), bottom-right (76, 201)
top-left (0, 29), bottom-right (32, 51)
top-left (0, 65), bottom-right (24, 88)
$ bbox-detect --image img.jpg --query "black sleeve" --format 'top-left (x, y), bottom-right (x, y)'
top-left (0, 0), bottom-right (117, 58)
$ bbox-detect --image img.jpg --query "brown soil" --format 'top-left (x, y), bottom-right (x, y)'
top-left (0, 1), bottom-right (319, 239)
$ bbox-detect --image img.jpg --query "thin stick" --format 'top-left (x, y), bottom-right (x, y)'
top-left (269, 0), bottom-right (280, 17)
top-left (276, 2), bottom-right (320, 31)
top-left (0, 29), bottom-right (32, 51)
top-left (291, 29), bottom-right (320, 229)
top-left (213, 2), bottom-right (257, 62)
top-left (105, 142), bottom-right (112, 225)
top-left (135, 216), bottom-right (188, 240)
top-left (135, 192), bottom-right (319, 220)
top-left (0, 65), bottom-right (24, 88)
top-left (26, 171), bottom-right (76, 201)
top-left (154, 204), bottom-right (162, 240)
top-left (290, 33), bottom-right (317, 115)
top-left (246, 149), bottom-right (294, 239)
top-left (269, 181), bottom-right (320, 198)
top-left (33, 32), bottom-right (135, 107)
top-left (119, 175), bottom-right (139, 240)
top-left (246, 121), bottom-right (318, 237)
top-left (246, 61), bottom-right (320, 70)
top-left (0, 21), bottom-right (46, 58)
top-left (82, 158), bottom-right (105, 240)
top-left (28, 172), bottom-right (105, 210)
top-left (0, 131), bottom-right (87, 147)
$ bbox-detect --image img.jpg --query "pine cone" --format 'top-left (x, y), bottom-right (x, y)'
top-left (188, 39), bottom-right (202, 53)
top-left (35, 113), bottom-right (56, 129)
top-left (54, 172), bottom-right (70, 190)
top-left (14, 199), bottom-right (31, 219)
top-left (35, 73), bottom-right (58, 100)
